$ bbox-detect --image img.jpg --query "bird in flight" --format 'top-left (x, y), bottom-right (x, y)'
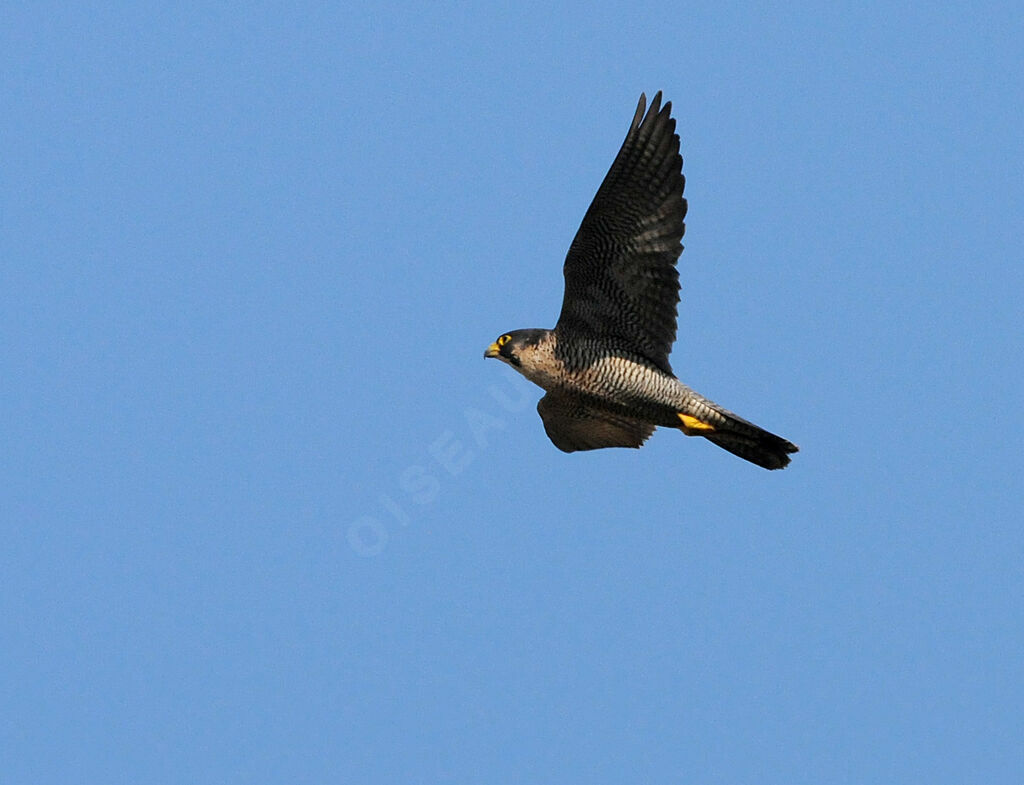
top-left (485, 92), bottom-right (798, 469)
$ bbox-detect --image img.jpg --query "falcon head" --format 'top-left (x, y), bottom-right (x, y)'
top-left (483, 329), bottom-right (551, 369)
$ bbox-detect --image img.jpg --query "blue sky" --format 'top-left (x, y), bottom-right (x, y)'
top-left (2, 2), bottom-right (1022, 782)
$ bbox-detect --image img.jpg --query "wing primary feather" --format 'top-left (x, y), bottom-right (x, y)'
top-left (631, 93), bottom-right (647, 130)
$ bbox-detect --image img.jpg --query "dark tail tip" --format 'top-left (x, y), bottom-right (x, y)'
top-left (705, 432), bottom-right (799, 470)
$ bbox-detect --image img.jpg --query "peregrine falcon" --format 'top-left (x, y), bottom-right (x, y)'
top-left (485, 92), bottom-right (798, 470)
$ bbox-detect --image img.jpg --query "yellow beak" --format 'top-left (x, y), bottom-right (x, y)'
top-left (484, 342), bottom-right (500, 359)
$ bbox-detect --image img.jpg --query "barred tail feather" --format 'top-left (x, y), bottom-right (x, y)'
top-left (704, 429), bottom-right (798, 470)
top-left (685, 399), bottom-right (799, 470)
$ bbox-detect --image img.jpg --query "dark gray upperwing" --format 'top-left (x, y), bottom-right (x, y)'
top-left (554, 92), bottom-right (687, 375)
top-left (537, 392), bottom-right (655, 452)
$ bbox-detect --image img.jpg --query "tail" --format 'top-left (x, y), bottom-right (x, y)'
top-left (677, 399), bottom-right (798, 470)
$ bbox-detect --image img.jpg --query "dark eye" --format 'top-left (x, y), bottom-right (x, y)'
top-left (498, 334), bottom-right (511, 347)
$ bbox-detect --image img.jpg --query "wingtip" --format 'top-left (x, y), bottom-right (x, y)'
top-left (634, 90), bottom-right (675, 129)
top-left (648, 90), bottom-right (663, 116)
top-left (633, 93), bottom-right (647, 127)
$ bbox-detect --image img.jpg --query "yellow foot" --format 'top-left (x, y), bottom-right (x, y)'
top-left (678, 413), bottom-right (717, 435)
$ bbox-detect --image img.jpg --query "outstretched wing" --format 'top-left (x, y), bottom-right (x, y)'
top-left (554, 92), bottom-right (687, 374)
top-left (537, 392), bottom-right (655, 452)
